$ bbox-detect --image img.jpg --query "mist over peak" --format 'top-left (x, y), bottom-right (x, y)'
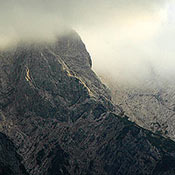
top-left (1, 1), bottom-right (175, 174)
top-left (0, 0), bottom-right (175, 84)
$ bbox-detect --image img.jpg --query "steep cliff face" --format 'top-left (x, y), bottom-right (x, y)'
top-left (1, 30), bottom-right (175, 175)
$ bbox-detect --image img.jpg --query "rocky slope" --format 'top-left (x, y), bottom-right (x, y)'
top-left (104, 75), bottom-right (175, 141)
top-left (0, 133), bottom-right (28, 175)
top-left (1, 30), bottom-right (175, 174)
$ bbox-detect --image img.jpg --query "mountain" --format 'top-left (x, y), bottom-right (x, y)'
top-left (1, 30), bottom-right (175, 175)
top-left (104, 74), bottom-right (175, 141)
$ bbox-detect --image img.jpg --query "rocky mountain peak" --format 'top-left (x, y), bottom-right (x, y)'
top-left (0, 30), bottom-right (175, 175)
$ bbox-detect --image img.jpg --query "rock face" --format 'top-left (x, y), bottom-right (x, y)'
top-left (1, 30), bottom-right (175, 175)
top-left (105, 76), bottom-right (175, 141)
top-left (0, 133), bottom-right (28, 175)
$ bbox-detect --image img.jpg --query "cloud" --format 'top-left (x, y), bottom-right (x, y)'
top-left (0, 0), bottom-right (174, 84)
top-left (0, 0), bottom-right (167, 42)
top-left (75, 0), bottom-right (175, 83)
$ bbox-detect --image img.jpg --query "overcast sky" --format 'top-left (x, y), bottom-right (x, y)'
top-left (0, 0), bottom-right (174, 84)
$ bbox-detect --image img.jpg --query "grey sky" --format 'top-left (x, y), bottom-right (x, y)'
top-left (0, 0), bottom-right (174, 83)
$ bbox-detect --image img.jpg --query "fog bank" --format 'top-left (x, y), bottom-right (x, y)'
top-left (0, 0), bottom-right (175, 84)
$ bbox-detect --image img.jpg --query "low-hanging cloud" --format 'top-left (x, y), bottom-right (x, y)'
top-left (0, 0), bottom-right (174, 84)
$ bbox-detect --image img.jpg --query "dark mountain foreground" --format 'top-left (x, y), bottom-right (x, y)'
top-left (1, 30), bottom-right (175, 175)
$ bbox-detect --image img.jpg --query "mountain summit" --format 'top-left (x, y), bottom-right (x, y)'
top-left (1, 30), bottom-right (175, 175)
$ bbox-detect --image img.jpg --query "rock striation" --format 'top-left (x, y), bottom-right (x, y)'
top-left (1, 30), bottom-right (175, 175)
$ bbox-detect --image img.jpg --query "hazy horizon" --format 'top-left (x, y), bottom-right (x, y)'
top-left (0, 0), bottom-right (175, 85)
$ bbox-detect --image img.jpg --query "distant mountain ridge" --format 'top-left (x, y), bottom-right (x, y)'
top-left (103, 74), bottom-right (175, 141)
top-left (1, 30), bottom-right (175, 174)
